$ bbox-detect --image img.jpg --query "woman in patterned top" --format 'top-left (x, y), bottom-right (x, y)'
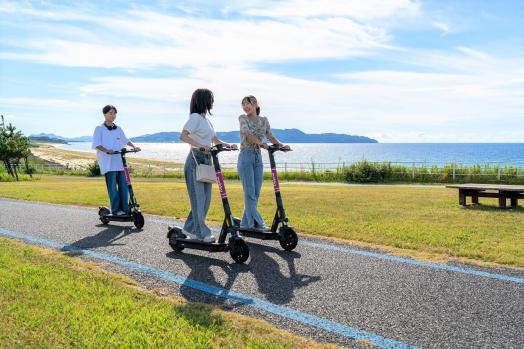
top-left (237, 95), bottom-right (290, 230)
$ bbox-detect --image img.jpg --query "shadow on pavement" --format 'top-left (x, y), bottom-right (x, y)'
top-left (165, 241), bottom-right (321, 308)
top-left (64, 224), bottom-right (142, 250)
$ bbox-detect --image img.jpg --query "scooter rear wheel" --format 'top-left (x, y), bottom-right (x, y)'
top-left (98, 207), bottom-right (110, 225)
top-left (279, 227), bottom-right (298, 251)
top-left (169, 241), bottom-right (185, 252)
top-left (229, 239), bottom-right (249, 263)
top-left (168, 228), bottom-right (185, 252)
top-left (133, 212), bottom-right (145, 229)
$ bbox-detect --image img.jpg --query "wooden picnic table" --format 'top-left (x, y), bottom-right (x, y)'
top-left (446, 184), bottom-right (524, 208)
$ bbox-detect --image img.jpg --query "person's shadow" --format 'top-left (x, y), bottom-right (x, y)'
top-left (166, 251), bottom-right (250, 309)
top-left (248, 243), bottom-right (321, 305)
top-left (63, 224), bottom-right (142, 253)
top-left (166, 242), bottom-right (321, 308)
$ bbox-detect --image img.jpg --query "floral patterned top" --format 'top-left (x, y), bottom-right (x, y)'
top-left (238, 114), bottom-right (275, 150)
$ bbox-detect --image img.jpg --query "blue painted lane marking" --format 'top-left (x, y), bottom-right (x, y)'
top-left (0, 228), bottom-right (418, 349)
top-left (302, 241), bottom-right (524, 284)
top-left (144, 216), bottom-right (524, 285)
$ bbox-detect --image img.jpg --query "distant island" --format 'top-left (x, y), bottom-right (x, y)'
top-left (30, 129), bottom-right (378, 144)
top-left (132, 129), bottom-right (377, 143)
top-left (29, 134), bottom-right (68, 144)
top-left (29, 133), bottom-right (92, 143)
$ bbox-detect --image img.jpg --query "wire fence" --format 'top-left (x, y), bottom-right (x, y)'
top-left (8, 160), bottom-right (524, 183)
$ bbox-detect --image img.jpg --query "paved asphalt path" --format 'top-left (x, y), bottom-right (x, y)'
top-left (0, 198), bottom-right (522, 348)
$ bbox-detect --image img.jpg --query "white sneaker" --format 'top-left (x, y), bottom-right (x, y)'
top-left (202, 235), bottom-right (216, 243)
top-left (115, 210), bottom-right (127, 216)
top-left (182, 229), bottom-right (198, 240)
top-left (255, 222), bottom-right (270, 230)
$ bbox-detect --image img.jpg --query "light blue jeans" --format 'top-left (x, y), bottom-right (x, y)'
top-left (183, 149), bottom-right (213, 238)
top-left (238, 148), bottom-right (266, 228)
top-left (104, 171), bottom-right (129, 214)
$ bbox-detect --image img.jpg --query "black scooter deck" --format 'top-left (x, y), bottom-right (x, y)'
top-left (103, 214), bottom-right (134, 222)
top-left (169, 238), bottom-right (229, 252)
top-left (239, 229), bottom-right (279, 240)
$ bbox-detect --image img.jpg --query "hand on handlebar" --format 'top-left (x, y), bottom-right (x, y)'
top-left (106, 149), bottom-right (115, 154)
top-left (259, 143), bottom-right (270, 150)
top-left (280, 144), bottom-right (291, 151)
top-left (132, 146), bottom-right (141, 152)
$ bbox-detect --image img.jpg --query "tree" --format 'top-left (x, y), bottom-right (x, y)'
top-left (0, 123), bottom-right (31, 181)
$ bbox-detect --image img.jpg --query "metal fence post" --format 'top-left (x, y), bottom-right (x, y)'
top-left (412, 163), bottom-right (415, 179)
top-left (452, 163), bottom-right (456, 181)
top-left (497, 163), bottom-right (501, 181)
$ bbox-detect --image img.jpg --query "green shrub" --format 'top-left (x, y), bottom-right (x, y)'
top-left (24, 166), bottom-right (35, 175)
top-left (86, 161), bottom-right (101, 177)
top-left (344, 160), bottom-right (391, 183)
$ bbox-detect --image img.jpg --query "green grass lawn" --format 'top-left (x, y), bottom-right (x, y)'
top-left (1, 176), bottom-right (523, 267)
top-left (0, 237), bottom-right (337, 349)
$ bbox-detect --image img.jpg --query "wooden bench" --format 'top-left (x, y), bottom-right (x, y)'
top-left (446, 184), bottom-right (524, 208)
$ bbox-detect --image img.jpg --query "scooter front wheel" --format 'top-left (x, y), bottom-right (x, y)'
top-left (229, 239), bottom-right (249, 263)
top-left (279, 227), bottom-right (298, 251)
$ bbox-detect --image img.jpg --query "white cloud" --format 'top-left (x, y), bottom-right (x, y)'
top-left (74, 47), bottom-right (524, 141)
top-left (227, 0), bottom-right (420, 21)
top-left (0, 4), bottom-right (393, 69)
top-left (432, 21), bottom-right (451, 36)
top-left (0, 98), bottom-right (74, 107)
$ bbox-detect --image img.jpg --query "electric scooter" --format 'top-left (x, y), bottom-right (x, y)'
top-left (98, 148), bottom-right (145, 229)
top-left (235, 144), bottom-right (298, 251)
top-left (167, 144), bottom-right (250, 264)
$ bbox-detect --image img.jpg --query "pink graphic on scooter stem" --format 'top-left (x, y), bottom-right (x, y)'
top-left (124, 167), bottom-right (131, 185)
top-left (215, 170), bottom-right (228, 199)
top-left (271, 168), bottom-right (280, 193)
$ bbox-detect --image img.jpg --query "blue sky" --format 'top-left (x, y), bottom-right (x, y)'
top-left (0, 0), bottom-right (523, 142)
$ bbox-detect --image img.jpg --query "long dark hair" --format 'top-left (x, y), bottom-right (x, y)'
top-left (190, 89), bottom-right (214, 115)
top-left (242, 95), bottom-right (260, 115)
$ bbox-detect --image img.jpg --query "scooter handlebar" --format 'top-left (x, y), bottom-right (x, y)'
top-left (268, 144), bottom-right (292, 152)
top-left (204, 144), bottom-right (239, 153)
top-left (111, 148), bottom-right (140, 155)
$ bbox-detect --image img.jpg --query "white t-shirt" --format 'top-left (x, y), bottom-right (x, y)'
top-left (182, 113), bottom-right (216, 147)
top-left (91, 123), bottom-right (130, 175)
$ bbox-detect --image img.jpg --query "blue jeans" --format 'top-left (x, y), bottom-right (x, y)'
top-left (183, 150), bottom-right (213, 238)
top-left (104, 171), bottom-right (129, 214)
top-left (238, 149), bottom-right (266, 228)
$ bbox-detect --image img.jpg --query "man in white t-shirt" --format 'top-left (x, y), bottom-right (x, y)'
top-left (91, 105), bottom-right (140, 215)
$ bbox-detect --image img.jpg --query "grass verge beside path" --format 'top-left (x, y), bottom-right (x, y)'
top-left (0, 237), bottom-right (338, 349)
top-left (1, 176), bottom-right (523, 267)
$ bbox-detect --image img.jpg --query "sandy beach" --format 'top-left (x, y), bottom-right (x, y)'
top-left (30, 143), bottom-right (183, 173)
